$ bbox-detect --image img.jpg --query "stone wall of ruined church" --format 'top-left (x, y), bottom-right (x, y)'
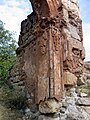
top-left (61, 0), bottom-right (85, 86)
top-left (17, 0), bottom-right (85, 104)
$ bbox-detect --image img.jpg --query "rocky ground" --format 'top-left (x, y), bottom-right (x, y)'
top-left (0, 85), bottom-right (90, 120)
top-left (0, 62), bottom-right (90, 120)
top-left (23, 87), bottom-right (90, 120)
top-left (22, 62), bottom-right (90, 120)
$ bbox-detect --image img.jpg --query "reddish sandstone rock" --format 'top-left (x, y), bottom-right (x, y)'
top-left (17, 0), bottom-right (85, 104)
top-left (64, 71), bottom-right (77, 86)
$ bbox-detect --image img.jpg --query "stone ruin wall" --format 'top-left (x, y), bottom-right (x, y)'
top-left (16, 0), bottom-right (85, 104)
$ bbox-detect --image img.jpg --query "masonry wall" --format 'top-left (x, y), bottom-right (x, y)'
top-left (17, 0), bottom-right (85, 104)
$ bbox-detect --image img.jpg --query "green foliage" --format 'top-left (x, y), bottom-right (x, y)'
top-left (0, 104), bottom-right (22, 120)
top-left (0, 21), bottom-right (24, 120)
top-left (87, 76), bottom-right (90, 80)
top-left (0, 20), bottom-right (17, 83)
top-left (0, 85), bottom-right (26, 110)
top-left (78, 84), bottom-right (90, 96)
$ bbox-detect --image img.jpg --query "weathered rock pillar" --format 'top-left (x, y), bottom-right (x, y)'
top-left (17, 0), bottom-right (85, 115)
top-left (17, 0), bottom-right (64, 104)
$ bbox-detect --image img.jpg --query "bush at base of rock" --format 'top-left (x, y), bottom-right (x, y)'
top-left (0, 84), bottom-right (26, 110)
top-left (0, 104), bottom-right (22, 120)
top-left (77, 84), bottom-right (90, 97)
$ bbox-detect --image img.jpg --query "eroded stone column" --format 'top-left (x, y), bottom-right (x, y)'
top-left (17, 0), bottom-right (64, 105)
top-left (17, 0), bottom-right (85, 115)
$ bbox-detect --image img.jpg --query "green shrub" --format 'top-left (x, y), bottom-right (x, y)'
top-left (0, 104), bottom-right (22, 120)
top-left (0, 85), bottom-right (26, 110)
top-left (78, 84), bottom-right (90, 96)
top-left (87, 76), bottom-right (90, 80)
top-left (0, 20), bottom-right (17, 85)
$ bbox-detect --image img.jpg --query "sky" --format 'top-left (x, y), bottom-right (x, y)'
top-left (0, 0), bottom-right (33, 39)
top-left (0, 0), bottom-right (90, 61)
top-left (78, 0), bottom-right (90, 61)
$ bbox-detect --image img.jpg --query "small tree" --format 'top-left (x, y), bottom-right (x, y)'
top-left (0, 20), bottom-right (17, 84)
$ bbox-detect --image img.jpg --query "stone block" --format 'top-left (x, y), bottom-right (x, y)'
top-left (69, 24), bottom-right (80, 40)
top-left (62, 8), bottom-right (69, 23)
top-left (76, 98), bottom-right (90, 106)
top-left (69, 2), bottom-right (80, 16)
top-left (64, 71), bottom-right (77, 86)
top-left (39, 99), bottom-right (60, 114)
top-left (38, 115), bottom-right (60, 120)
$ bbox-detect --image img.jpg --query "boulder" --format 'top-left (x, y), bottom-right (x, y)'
top-left (76, 98), bottom-right (90, 106)
top-left (38, 115), bottom-right (60, 120)
top-left (79, 93), bottom-right (88, 97)
top-left (64, 71), bottom-right (77, 86)
top-left (39, 99), bottom-right (61, 114)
